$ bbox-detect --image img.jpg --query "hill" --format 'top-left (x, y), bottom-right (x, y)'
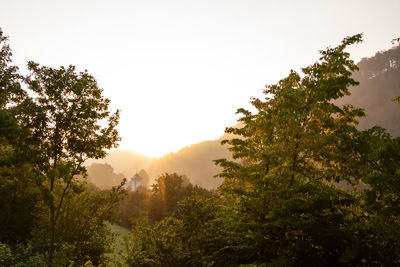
top-left (147, 139), bottom-right (231, 189)
top-left (336, 44), bottom-right (400, 136)
top-left (85, 150), bottom-right (153, 178)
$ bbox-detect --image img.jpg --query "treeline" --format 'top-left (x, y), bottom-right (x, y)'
top-left (113, 173), bottom-right (213, 229)
top-left (122, 35), bottom-right (400, 266)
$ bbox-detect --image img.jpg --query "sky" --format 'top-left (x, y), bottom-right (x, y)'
top-left (1, 0), bottom-right (399, 157)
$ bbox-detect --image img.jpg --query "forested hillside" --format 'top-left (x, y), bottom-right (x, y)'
top-left (85, 150), bottom-right (153, 178)
top-left (147, 139), bottom-right (231, 189)
top-left (337, 44), bottom-right (400, 136)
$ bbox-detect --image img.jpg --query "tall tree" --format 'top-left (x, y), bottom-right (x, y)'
top-left (0, 29), bottom-right (40, 245)
top-left (18, 62), bottom-right (120, 265)
top-left (215, 34), bottom-right (369, 265)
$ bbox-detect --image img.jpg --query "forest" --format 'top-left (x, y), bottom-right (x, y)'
top-left (1, 28), bottom-right (400, 266)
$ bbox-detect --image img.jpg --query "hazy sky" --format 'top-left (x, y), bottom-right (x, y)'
top-left (1, 0), bottom-right (399, 157)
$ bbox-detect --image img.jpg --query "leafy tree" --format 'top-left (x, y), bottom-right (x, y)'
top-left (355, 127), bottom-right (400, 264)
top-left (87, 162), bottom-right (125, 189)
top-left (139, 169), bottom-right (150, 188)
top-left (149, 173), bottom-right (190, 222)
top-left (0, 157), bottom-right (40, 245)
top-left (113, 185), bottom-right (151, 229)
top-left (0, 28), bottom-right (24, 109)
top-left (1, 27), bottom-right (127, 265)
top-left (149, 172), bottom-right (213, 222)
top-left (16, 62), bottom-right (121, 265)
top-left (125, 193), bottom-right (222, 267)
top-left (214, 34), bottom-right (372, 266)
top-left (0, 28), bottom-right (40, 246)
top-left (34, 185), bottom-right (125, 266)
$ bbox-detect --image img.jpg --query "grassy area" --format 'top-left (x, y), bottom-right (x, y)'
top-left (104, 222), bottom-right (131, 265)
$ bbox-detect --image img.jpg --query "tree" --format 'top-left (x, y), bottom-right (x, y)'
top-left (125, 193), bottom-right (222, 266)
top-left (17, 62), bottom-right (121, 265)
top-left (215, 34), bottom-right (371, 265)
top-left (149, 172), bottom-right (213, 222)
top-left (87, 163), bottom-right (125, 189)
top-left (113, 185), bottom-right (151, 229)
top-left (0, 28), bottom-right (24, 110)
top-left (50, 186), bottom-right (125, 265)
top-left (356, 126), bottom-right (400, 264)
top-left (0, 28), bottom-right (40, 246)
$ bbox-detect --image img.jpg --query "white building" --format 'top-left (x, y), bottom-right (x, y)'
top-left (124, 173), bottom-right (143, 191)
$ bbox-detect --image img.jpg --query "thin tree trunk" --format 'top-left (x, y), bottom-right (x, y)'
top-left (49, 203), bottom-right (55, 266)
top-left (48, 157), bottom-right (56, 267)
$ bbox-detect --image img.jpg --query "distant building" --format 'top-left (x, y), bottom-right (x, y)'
top-left (124, 172), bottom-right (143, 191)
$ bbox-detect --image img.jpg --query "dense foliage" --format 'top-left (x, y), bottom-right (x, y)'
top-left (113, 172), bottom-right (214, 228)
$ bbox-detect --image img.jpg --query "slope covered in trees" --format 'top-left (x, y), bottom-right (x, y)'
top-left (147, 139), bottom-right (231, 189)
top-left (85, 150), bottom-right (153, 178)
top-left (336, 44), bottom-right (400, 136)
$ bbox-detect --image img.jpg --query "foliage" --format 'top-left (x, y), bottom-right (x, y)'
top-left (212, 34), bottom-right (397, 266)
top-left (0, 28), bottom-right (24, 109)
top-left (19, 61), bottom-right (121, 264)
top-left (0, 149), bottom-right (40, 245)
top-left (0, 27), bottom-right (40, 246)
top-left (0, 27), bottom-right (123, 265)
top-left (355, 127), bottom-right (400, 264)
top-left (125, 193), bottom-right (222, 266)
top-left (149, 172), bottom-right (213, 222)
top-left (27, 182), bottom-right (125, 266)
top-left (87, 163), bottom-right (125, 189)
top-left (0, 242), bottom-right (45, 267)
top-left (114, 186), bottom-right (151, 229)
